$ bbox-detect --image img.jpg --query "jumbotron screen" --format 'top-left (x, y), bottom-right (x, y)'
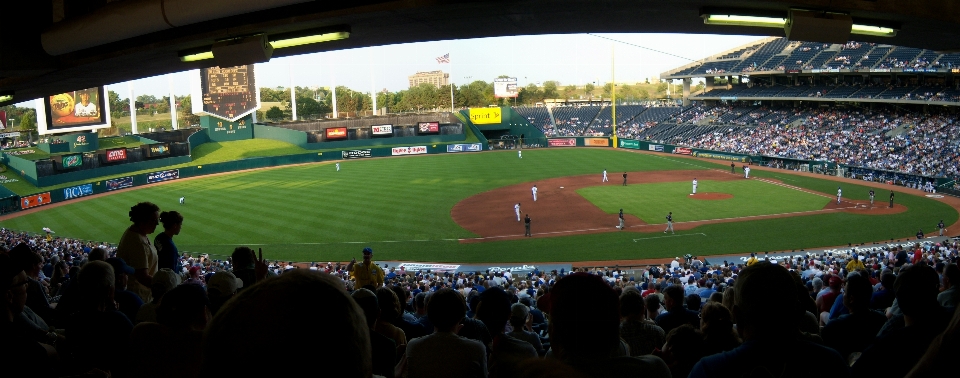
top-left (44, 87), bottom-right (106, 130)
top-left (200, 65), bottom-right (259, 121)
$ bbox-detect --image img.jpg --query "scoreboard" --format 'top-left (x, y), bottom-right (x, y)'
top-left (199, 65), bottom-right (259, 121)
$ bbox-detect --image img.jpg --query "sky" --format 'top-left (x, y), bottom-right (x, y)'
top-left (15, 33), bottom-right (761, 107)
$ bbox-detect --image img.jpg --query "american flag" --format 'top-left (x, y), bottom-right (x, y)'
top-left (436, 53), bottom-right (450, 64)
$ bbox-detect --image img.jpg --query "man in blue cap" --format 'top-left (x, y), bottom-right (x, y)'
top-left (348, 247), bottom-right (385, 289)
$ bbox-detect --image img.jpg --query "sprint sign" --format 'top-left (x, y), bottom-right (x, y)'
top-left (391, 146), bottom-right (427, 156)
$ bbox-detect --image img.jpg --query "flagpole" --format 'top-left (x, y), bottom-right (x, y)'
top-left (611, 44), bottom-right (617, 148)
top-left (449, 56), bottom-right (454, 112)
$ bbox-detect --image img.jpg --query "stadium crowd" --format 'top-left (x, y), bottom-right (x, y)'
top-left (2, 200), bottom-right (960, 377)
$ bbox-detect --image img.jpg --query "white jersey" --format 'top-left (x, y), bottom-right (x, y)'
top-left (693, 179), bottom-right (698, 187)
top-left (838, 189), bottom-right (842, 197)
top-left (532, 186), bottom-right (537, 195)
top-left (515, 204), bottom-right (520, 214)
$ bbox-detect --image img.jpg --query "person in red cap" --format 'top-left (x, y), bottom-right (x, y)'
top-left (348, 247), bottom-right (384, 289)
top-left (817, 275), bottom-right (843, 326)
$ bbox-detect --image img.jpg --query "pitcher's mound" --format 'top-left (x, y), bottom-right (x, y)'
top-left (690, 192), bottom-right (733, 200)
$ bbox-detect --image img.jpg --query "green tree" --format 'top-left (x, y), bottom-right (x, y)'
top-left (563, 85), bottom-right (577, 99)
top-left (296, 97), bottom-right (323, 119)
top-left (584, 83), bottom-right (595, 94)
top-left (265, 106), bottom-right (284, 121)
top-left (107, 90), bottom-right (125, 117)
top-left (178, 95), bottom-right (199, 126)
top-left (542, 81), bottom-right (559, 99)
top-left (656, 82), bottom-right (668, 96)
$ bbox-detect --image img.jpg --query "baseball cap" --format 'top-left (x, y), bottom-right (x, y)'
top-left (828, 275), bottom-right (843, 288)
top-left (189, 265), bottom-right (202, 275)
top-left (362, 247), bottom-right (373, 255)
top-left (207, 271), bottom-right (243, 295)
top-left (152, 268), bottom-right (181, 293)
top-left (105, 257), bottom-right (135, 275)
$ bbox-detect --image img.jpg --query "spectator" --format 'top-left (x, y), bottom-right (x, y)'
top-left (689, 262), bottom-right (848, 377)
top-left (352, 288), bottom-right (397, 378)
top-left (478, 287), bottom-right (538, 378)
top-left (374, 287), bottom-right (407, 351)
top-left (507, 302), bottom-right (544, 354)
top-left (548, 273), bottom-right (670, 377)
top-left (817, 275), bottom-right (843, 325)
top-left (230, 246), bottom-right (270, 290)
top-left (699, 302), bottom-right (740, 356)
top-left (116, 202), bottom-right (161, 303)
top-left (105, 257), bottom-right (144, 322)
top-left (65, 260), bottom-right (134, 374)
top-left (399, 288), bottom-right (487, 378)
top-left (202, 269), bottom-right (372, 377)
top-left (655, 284), bottom-right (700, 335)
top-left (619, 288), bottom-right (665, 356)
top-left (905, 306), bottom-right (960, 378)
top-left (657, 324), bottom-right (705, 378)
top-left (206, 271), bottom-right (242, 315)
top-left (129, 284), bottom-right (209, 378)
top-left (348, 247), bottom-right (385, 289)
top-left (8, 243), bottom-right (56, 326)
top-left (154, 210), bottom-right (184, 273)
top-left (939, 263), bottom-right (960, 308)
top-left (0, 253), bottom-right (55, 377)
top-left (135, 268), bottom-right (180, 323)
top-left (870, 272), bottom-right (897, 310)
top-left (821, 272), bottom-right (886, 362)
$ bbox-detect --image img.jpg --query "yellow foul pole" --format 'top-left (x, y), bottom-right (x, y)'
top-left (611, 44), bottom-right (617, 148)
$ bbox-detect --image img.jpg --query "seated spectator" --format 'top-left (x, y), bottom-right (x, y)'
top-left (548, 273), bottom-right (670, 377)
top-left (8, 243), bottom-right (56, 326)
top-left (656, 284), bottom-right (700, 335)
top-left (374, 287), bottom-right (407, 350)
top-left (870, 272), bottom-right (896, 310)
top-left (65, 260), bottom-right (134, 375)
top-left (136, 268), bottom-right (180, 323)
top-left (106, 257), bottom-right (144, 322)
top-left (206, 271), bottom-right (242, 315)
top-left (656, 324), bottom-right (705, 378)
top-left (689, 262), bottom-right (848, 377)
top-left (0, 253), bottom-right (56, 377)
top-left (352, 288), bottom-right (396, 378)
top-left (202, 269), bottom-right (372, 377)
top-left (939, 263), bottom-right (960, 308)
top-left (905, 306), bottom-right (960, 377)
top-left (478, 287), bottom-right (538, 378)
top-left (852, 264), bottom-right (952, 378)
top-left (699, 302), bottom-right (740, 356)
top-left (507, 302), bottom-right (544, 354)
top-left (230, 246), bottom-right (270, 290)
top-left (400, 288), bottom-right (487, 378)
top-left (129, 284), bottom-right (210, 378)
top-left (817, 275), bottom-right (843, 325)
top-left (619, 289), bottom-right (665, 356)
top-left (821, 272), bottom-right (886, 362)
top-left (686, 294), bottom-right (702, 312)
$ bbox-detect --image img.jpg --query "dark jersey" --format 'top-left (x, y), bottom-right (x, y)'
top-left (666, 214), bottom-right (673, 222)
top-left (619, 210), bottom-right (624, 219)
top-left (939, 222), bottom-right (945, 230)
top-left (869, 190), bottom-right (875, 197)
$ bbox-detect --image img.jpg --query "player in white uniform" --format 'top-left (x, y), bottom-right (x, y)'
top-left (518, 150), bottom-right (522, 159)
top-left (179, 197), bottom-right (184, 205)
top-left (692, 178), bottom-right (698, 194)
top-left (837, 187), bottom-right (842, 204)
top-left (336, 162), bottom-right (340, 171)
top-left (532, 185), bottom-right (538, 201)
top-left (515, 203), bottom-right (521, 221)
top-left (603, 169), bottom-right (608, 182)
top-left (744, 166), bottom-right (750, 178)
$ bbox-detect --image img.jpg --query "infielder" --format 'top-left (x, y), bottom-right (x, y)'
top-left (664, 212), bottom-right (674, 234)
top-left (744, 166), bottom-right (750, 178)
top-left (518, 150), bottom-right (522, 159)
top-left (869, 189), bottom-right (875, 206)
top-left (179, 197), bottom-right (185, 205)
top-left (515, 203), bottom-right (521, 221)
top-left (692, 178), bottom-right (698, 194)
top-left (939, 220), bottom-right (946, 236)
top-left (336, 162), bottom-right (340, 171)
top-left (837, 187), bottom-right (842, 204)
top-left (532, 185), bottom-right (538, 202)
top-left (603, 169), bottom-right (608, 182)
top-left (617, 209), bottom-right (624, 230)
top-left (622, 172), bottom-right (628, 186)
top-left (889, 190), bottom-right (895, 208)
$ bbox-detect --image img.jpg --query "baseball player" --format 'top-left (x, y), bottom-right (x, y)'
top-left (179, 197), bottom-right (185, 205)
top-left (622, 172), bottom-right (628, 186)
top-left (869, 189), bottom-right (875, 206)
top-left (518, 150), bottom-right (522, 159)
top-left (692, 178), bottom-right (698, 195)
top-left (336, 162), bottom-right (340, 171)
top-left (837, 187), bottom-right (842, 204)
top-left (515, 203), bottom-right (521, 222)
top-left (524, 214), bottom-right (532, 237)
top-left (603, 169), bottom-right (608, 182)
top-left (617, 209), bottom-right (625, 230)
top-left (744, 166), bottom-right (750, 178)
top-left (664, 212), bottom-right (674, 234)
top-left (939, 220), bottom-right (946, 236)
top-left (532, 185), bottom-right (538, 202)
top-left (730, 162), bottom-right (735, 173)
top-left (889, 190), bottom-right (895, 208)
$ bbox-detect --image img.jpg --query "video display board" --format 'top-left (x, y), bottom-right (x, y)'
top-left (494, 77), bottom-right (519, 98)
top-left (36, 87), bottom-right (112, 135)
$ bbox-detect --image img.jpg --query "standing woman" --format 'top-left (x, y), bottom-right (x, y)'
top-left (155, 211), bottom-right (184, 274)
top-left (117, 202), bottom-right (161, 303)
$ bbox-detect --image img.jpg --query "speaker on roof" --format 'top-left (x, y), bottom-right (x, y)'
top-left (212, 34), bottom-right (274, 68)
top-left (785, 10), bottom-right (852, 44)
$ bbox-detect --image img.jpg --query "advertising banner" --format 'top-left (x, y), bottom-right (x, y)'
top-left (446, 143), bottom-right (482, 153)
top-left (7, 149), bottom-right (35, 156)
top-left (63, 184), bottom-right (94, 200)
top-left (326, 127), bottom-right (348, 139)
top-left (674, 147), bottom-right (692, 155)
top-left (21, 192), bottom-right (51, 209)
top-left (0, 132), bottom-right (20, 138)
top-left (106, 176), bottom-right (134, 191)
top-left (147, 169), bottom-right (180, 183)
top-left (391, 146), bottom-right (427, 156)
top-left (691, 151), bottom-right (749, 162)
top-left (469, 108), bottom-right (502, 124)
top-left (548, 138), bottom-right (576, 147)
top-left (371, 124), bottom-right (393, 135)
top-left (0, 175), bottom-right (18, 184)
top-left (106, 148), bottom-right (127, 162)
top-left (341, 149), bottom-right (372, 159)
top-left (417, 122), bottom-right (440, 133)
top-left (61, 154), bottom-right (83, 169)
top-left (619, 139), bottom-right (639, 149)
top-left (145, 143), bottom-right (170, 158)
top-left (648, 144), bottom-right (664, 152)
top-left (584, 138), bottom-right (609, 147)
top-left (493, 77), bottom-right (519, 98)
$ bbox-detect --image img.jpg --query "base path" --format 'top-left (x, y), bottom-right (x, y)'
top-left (452, 169), bottom-right (903, 243)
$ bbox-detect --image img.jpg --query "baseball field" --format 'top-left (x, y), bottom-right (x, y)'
top-left (1, 147), bottom-right (956, 264)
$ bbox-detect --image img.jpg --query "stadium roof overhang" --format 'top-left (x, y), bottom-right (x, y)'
top-left (4, 0), bottom-right (960, 106)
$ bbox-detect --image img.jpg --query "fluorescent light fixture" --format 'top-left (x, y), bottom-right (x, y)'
top-left (270, 31), bottom-right (350, 49)
top-left (851, 24), bottom-right (897, 37)
top-left (704, 14), bottom-right (786, 28)
top-left (180, 51), bottom-right (214, 62)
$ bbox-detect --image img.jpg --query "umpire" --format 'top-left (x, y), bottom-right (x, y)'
top-left (524, 214), bottom-right (532, 237)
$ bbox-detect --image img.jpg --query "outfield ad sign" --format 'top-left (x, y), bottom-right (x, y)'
top-left (548, 138), bottom-right (576, 147)
top-left (147, 169), bottom-right (180, 183)
top-left (63, 184), bottom-right (93, 199)
top-left (145, 143), bottom-right (170, 158)
top-left (326, 127), bottom-right (348, 140)
top-left (392, 146), bottom-right (427, 156)
top-left (692, 151), bottom-right (749, 162)
top-left (584, 138), bottom-right (609, 147)
top-left (446, 143), bottom-right (482, 153)
top-left (61, 154), bottom-right (83, 169)
top-left (418, 122), bottom-right (440, 133)
top-left (648, 144), bottom-right (664, 152)
top-left (106, 177), bottom-right (133, 191)
top-left (371, 125), bottom-right (393, 135)
top-left (674, 147), bottom-right (692, 155)
top-left (619, 139), bottom-right (639, 149)
top-left (21, 193), bottom-right (51, 209)
top-left (106, 148), bottom-right (127, 162)
top-left (342, 149), bottom-right (372, 159)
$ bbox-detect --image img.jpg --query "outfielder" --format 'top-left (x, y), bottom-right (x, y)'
top-left (837, 187), bottom-right (842, 204)
top-left (518, 150), bottom-right (522, 159)
top-left (939, 220), bottom-right (946, 236)
top-left (664, 212), bottom-right (674, 234)
top-left (532, 185), bottom-right (538, 202)
top-left (336, 162), bottom-right (340, 171)
top-left (603, 169), bottom-right (608, 182)
top-left (617, 209), bottom-right (625, 230)
top-left (179, 197), bottom-right (185, 205)
top-left (744, 166), bottom-right (750, 178)
top-left (869, 189), bottom-right (875, 206)
top-left (692, 178), bottom-right (698, 194)
top-left (515, 203), bottom-right (521, 221)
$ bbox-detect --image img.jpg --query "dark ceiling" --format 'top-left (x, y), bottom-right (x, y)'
top-left (3, 0), bottom-right (960, 106)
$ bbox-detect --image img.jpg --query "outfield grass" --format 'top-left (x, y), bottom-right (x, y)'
top-left (578, 180), bottom-right (829, 224)
top-left (0, 149), bottom-right (956, 263)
